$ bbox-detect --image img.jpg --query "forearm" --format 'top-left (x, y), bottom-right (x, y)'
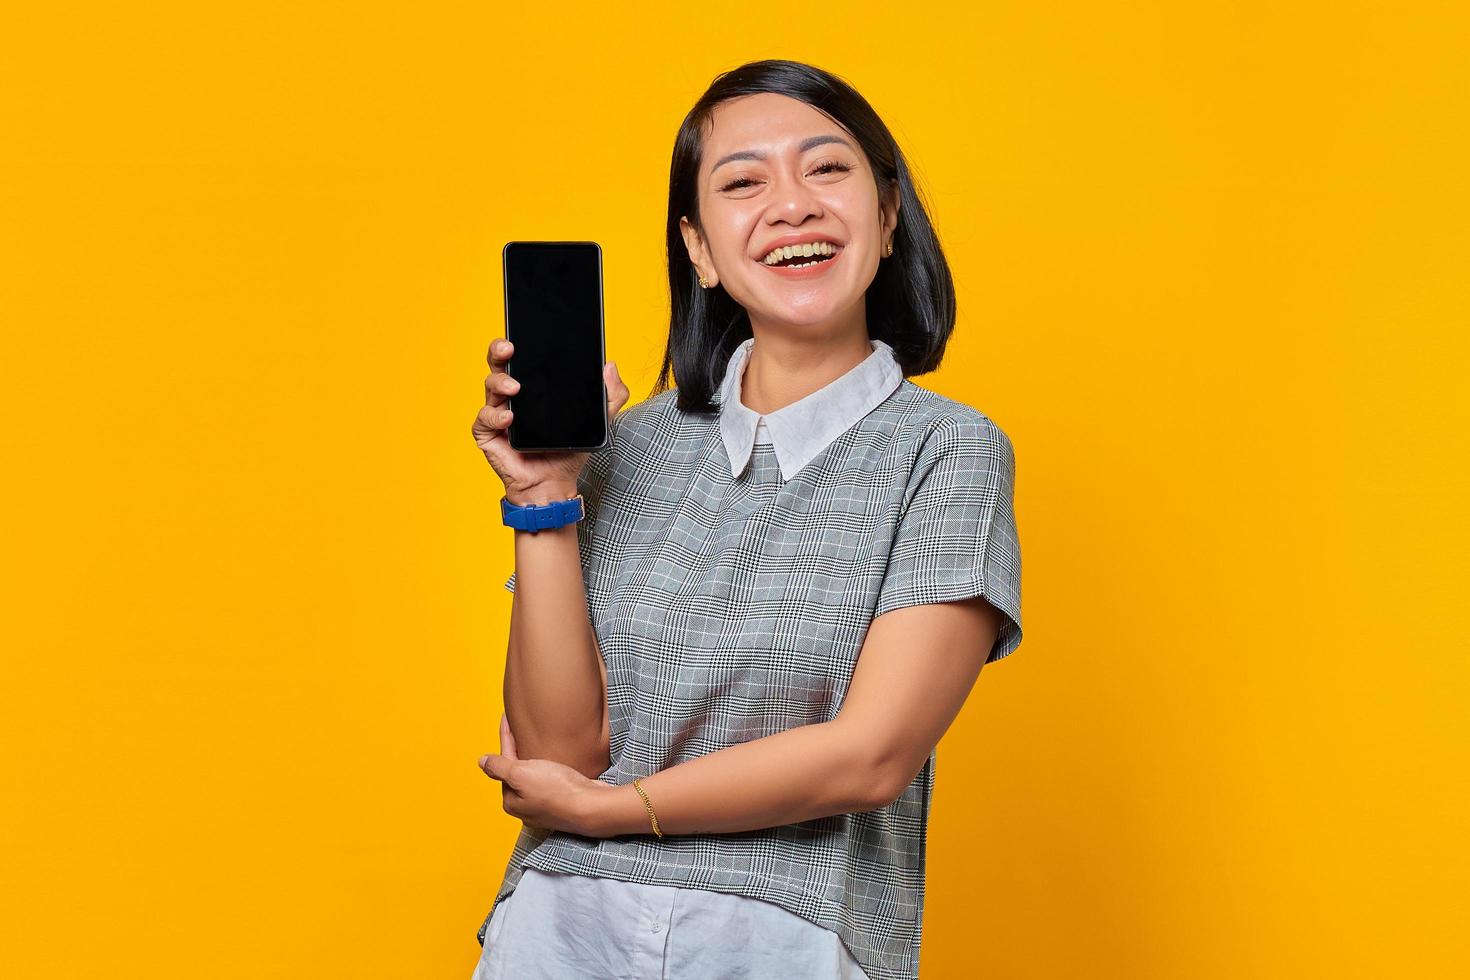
top-left (503, 482), bottom-right (610, 779)
top-left (589, 718), bottom-right (891, 837)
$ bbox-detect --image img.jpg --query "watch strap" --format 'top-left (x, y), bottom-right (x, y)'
top-left (500, 493), bottom-right (585, 533)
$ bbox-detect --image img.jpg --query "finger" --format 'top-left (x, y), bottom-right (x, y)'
top-left (473, 401), bottom-right (514, 435)
top-left (605, 361), bottom-right (630, 417)
top-left (502, 788), bottom-right (529, 821)
top-left (479, 753), bottom-right (514, 784)
top-left (483, 368), bottom-right (521, 408)
top-left (484, 338), bottom-right (518, 410)
top-left (470, 408), bottom-right (508, 448)
top-left (486, 337), bottom-right (515, 369)
top-left (500, 713), bottom-right (519, 760)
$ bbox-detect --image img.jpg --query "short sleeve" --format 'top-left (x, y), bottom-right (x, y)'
top-left (874, 416), bottom-right (1023, 664)
top-left (503, 412), bottom-right (622, 594)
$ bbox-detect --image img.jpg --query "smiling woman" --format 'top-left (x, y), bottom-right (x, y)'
top-left (470, 58), bottom-right (1022, 980)
top-left (655, 62), bottom-right (960, 412)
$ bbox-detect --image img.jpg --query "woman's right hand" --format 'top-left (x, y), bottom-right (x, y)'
top-left (471, 337), bottom-right (629, 505)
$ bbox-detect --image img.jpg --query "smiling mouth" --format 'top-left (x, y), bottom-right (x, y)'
top-left (769, 252), bottom-right (836, 269)
top-left (757, 245), bottom-right (844, 270)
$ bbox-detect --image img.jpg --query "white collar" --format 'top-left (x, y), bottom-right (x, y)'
top-left (717, 337), bottom-right (904, 482)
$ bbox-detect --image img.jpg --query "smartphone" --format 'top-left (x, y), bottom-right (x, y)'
top-left (500, 241), bottom-right (610, 452)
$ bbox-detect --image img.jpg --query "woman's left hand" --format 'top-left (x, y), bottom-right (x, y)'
top-left (478, 713), bottom-right (611, 837)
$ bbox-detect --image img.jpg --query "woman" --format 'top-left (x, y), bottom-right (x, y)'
top-left (469, 59), bottom-right (1023, 980)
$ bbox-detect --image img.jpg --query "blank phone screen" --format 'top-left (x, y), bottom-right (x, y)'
top-left (501, 242), bottom-right (608, 451)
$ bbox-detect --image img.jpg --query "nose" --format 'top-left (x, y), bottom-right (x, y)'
top-left (763, 169), bottom-right (824, 226)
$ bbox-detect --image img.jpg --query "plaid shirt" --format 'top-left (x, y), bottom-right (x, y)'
top-left (478, 338), bottom-right (1023, 980)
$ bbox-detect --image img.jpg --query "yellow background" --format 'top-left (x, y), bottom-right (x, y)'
top-left (3, 2), bottom-right (1465, 977)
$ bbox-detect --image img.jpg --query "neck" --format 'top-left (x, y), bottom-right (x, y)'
top-left (740, 325), bottom-right (873, 416)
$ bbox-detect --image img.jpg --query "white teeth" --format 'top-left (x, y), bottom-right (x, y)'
top-left (761, 241), bottom-right (838, 265)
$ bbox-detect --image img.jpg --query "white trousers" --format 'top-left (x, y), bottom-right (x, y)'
top-left (471, 868), bottom-right (872, 980)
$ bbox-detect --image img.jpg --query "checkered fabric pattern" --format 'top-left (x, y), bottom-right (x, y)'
top-left (478, 379), bottom-right (1023, 980)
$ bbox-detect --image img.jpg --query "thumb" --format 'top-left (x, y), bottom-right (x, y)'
top-left (500, 712), bottom-right (519, 760)
top-left (479, 752), bottom-right (519, 786)
top-left (605, 361), bottom-right (629, 417)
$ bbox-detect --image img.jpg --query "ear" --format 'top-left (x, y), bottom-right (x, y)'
top-left (880, 178), bottom-right (901, 248)
top-left (679, 214), bottom-right (718, 288)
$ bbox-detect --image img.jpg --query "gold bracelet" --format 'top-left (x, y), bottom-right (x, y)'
top-left (631, 777), bottom-right (664, 838)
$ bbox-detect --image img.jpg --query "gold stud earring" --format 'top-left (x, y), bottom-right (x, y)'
top-left (698, 274), bottom-right (710, 288)
top-left (885, 242), bottom-right (894, 257)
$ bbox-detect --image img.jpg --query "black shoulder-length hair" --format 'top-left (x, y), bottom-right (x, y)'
top-left (651, 58), bottom-right (958, 414)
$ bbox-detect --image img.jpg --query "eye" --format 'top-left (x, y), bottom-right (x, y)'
top-left (810, 159), bottom-right (852, 177)
top-left (716, 160), bottom-right (854, 193)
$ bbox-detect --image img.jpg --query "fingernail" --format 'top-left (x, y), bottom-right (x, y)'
top-left (479, 754), bottom-right (489, 767)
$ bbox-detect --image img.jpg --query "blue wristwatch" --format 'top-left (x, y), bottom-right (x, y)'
top-left (500, 493), bottom-right (584, 533)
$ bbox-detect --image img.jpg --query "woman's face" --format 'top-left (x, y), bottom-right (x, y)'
top-left (681, 93), bottom-right (899, 336)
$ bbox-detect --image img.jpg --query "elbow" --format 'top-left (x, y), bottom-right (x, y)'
top-left (506, 703), bottom-right (611, 779)
top-left (565, 730), bottom-right (613, 780)
top-left (514, 729), bottom-right (611, 780)
top-left (860, 770), bottom-right (906, 811)
top-left (830, 717), bottom-right (922, 811)
top-left (575, 724), bottom-right (613, 780)
top-left (583, 713), bottom-right (611, 779)
top-left (573, 754), bottom-right (612, 781)
top-left (582, 732), bottom-right (613, 780)
top-left (535, 742), bottom-right (611, 781)
top-left (860, 745), bottom-right (927, 810)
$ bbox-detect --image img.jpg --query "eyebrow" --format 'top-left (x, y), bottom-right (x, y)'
top-left (708, 134), bottom-right (857, 175)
